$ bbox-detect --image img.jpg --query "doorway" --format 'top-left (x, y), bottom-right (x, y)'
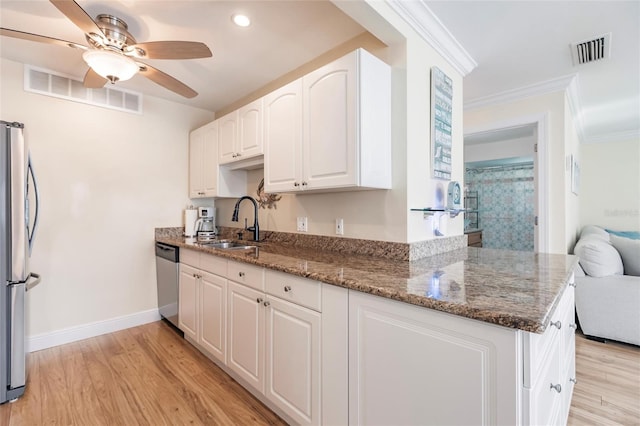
top-left (463, 119), bottom-right (547, 252)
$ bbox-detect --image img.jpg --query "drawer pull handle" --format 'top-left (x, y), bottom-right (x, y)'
top-left (570, 378), bottom-right (577, 384)
top-left (550, 383), bottom-right (562, 393)
top-left (550, 320), bottom-right (562, 329)
top-left (239, 272), bottom-right (245, 278)
top-left (256, 298), bottom-right (263, 304)
top-left (569, 323), bottom-right (577, 329)
top-left (284, 285), bottom-right (292, 292)
top-left (263, 301), bottom-right (271, 307)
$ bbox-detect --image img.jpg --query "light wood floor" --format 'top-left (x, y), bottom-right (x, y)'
top-left (1, 321), bottom-right (638, 425)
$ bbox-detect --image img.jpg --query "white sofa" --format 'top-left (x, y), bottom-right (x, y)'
top-left (573, 225), bottom-right (640, 346)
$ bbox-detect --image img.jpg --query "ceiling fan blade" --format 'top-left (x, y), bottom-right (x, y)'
top-left (50, 0), bottom-right (104, 37)
top-left (83, 68), bottom-right (108, 89)
top-left (127, 41), bottom-right (212, 60)
top-left (0, 27), bottom-right (87, 50)
top-left (138, 63), bottom-right (198, 98)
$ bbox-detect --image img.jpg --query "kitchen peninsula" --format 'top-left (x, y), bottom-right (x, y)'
top-left (156, 228), bottom-right (578, 425)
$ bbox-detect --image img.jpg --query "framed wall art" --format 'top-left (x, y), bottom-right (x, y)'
top-left (431, 66), bottom-right (453, 181)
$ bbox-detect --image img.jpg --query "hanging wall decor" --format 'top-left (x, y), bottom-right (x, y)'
top-left (431, 66), bottom-right (453, 180)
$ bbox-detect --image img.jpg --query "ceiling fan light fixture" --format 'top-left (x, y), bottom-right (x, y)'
top-left (82, 49), bottom-right (139, 83)
top-left (232, 14), bottom-right (251, 27)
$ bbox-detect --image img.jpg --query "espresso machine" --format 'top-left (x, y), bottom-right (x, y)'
top-left (195, 206), bottom-right (217, 241)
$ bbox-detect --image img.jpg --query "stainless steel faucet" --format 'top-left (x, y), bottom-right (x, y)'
top-left (232, 196), bottom-right (260, 242)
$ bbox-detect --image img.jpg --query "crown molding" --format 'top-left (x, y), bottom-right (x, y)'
top-left (464, 74), bottom-right (578, 111)
top-left (385, 0), bottom-right (477, 76)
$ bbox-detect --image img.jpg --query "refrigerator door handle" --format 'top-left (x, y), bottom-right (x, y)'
top-left (27, 154), bottom-right (39, 255)
top-left (25, 272), bottom-right (41, 292)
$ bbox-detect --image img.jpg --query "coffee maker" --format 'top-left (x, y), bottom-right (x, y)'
top-left (195, 206), bottom-right (217, 241)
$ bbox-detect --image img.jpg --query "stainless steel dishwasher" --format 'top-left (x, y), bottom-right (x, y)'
top-left (155, 242), bottom-right (180, 329)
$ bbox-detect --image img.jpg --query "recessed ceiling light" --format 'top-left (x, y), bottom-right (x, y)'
top-left (232, 14), bottom-right (251, 27)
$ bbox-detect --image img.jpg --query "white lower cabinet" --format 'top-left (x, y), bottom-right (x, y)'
top-left (178, 250), bottom-right (227, 364)
top-left (178, 264), bottom-right (198, 341)
top-left (265, 295), bottom-right (321, 425)
top-left (227, 280), bottom-right (265, 392)
top-left (348, 282), bottom-right (576, 426)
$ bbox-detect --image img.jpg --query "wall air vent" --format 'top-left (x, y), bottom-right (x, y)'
top-left (571, 33), bottom-right (611, 66)
top-left (24, 65), bottom-right (142, 114)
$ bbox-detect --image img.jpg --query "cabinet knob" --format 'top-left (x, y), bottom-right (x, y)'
top-left (232, 153), bottom-right (237, 158)
top-left (550, 383), bottom-right (562, 393)
top-left (239, 271), bottom-right (245, 278)
top-left (569, 282), bottom-right (576, 288)
top-left (294, 182), bottom-right (300, 187)
top-left (570, 378), bottom-right (577, 384)
top-left (256, 298), bottom-right (263, 304)
top-left (569, 323), bottom-right (577, 329)
top-left (302, 181), bottom-right (308, 186)
top-left (284, 285), bottom-right (292, 292)
top-left (550, 320), bottom-right (562, 330)
top-left (236, 152), bottom-right (242, 157)
top-left (263, 301), bottom-right (270, 307)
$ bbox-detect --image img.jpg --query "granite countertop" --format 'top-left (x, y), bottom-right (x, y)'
top-left (156, 235), bottom-right (578, 334)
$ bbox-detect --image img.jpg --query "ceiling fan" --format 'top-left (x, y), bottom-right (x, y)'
top-left (0, 0), bottom-right (212, 98)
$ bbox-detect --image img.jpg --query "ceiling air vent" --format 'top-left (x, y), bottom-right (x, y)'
top-left (571, 33), bottom-right (611, 66)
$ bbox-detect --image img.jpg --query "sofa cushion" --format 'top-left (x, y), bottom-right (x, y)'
top-left (574, 235), bottom-right (624, 277)
top-left (606, 229), bottom-right (640, 240)
top-left (580, 225), bottom-right (610, 240)
top-left (610, 235), bottom-right (640, 276)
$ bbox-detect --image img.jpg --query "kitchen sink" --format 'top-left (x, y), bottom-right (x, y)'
top-left (199, 241), bottom-right (258, 250)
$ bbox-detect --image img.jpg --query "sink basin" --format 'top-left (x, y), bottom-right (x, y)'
top-left (199, 241), bottom-right (257, 250)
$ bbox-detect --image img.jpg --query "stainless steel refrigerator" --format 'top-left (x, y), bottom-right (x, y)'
top-left (1, 121), bottom-right (41, 404)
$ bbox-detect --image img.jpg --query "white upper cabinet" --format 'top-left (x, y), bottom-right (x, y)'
top-left (189, 121), bottom-right (217, 198)
top-left (264, 79), bottom-right (303, 192)
top-left (188, 121), bottom-right (247, 199)
top-left (218, 98), bottom-right (264, 167)
top-left (264, 48), bottom-right (391, 193)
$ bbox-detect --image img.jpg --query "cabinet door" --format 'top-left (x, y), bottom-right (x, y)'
top-left (188, 127), bottom-right (205, 198)
top-left (227, 281), bottom-right (265, 393)
top-left (218, 111), bottom-right (238, 164)
top-left (264, 79), bottom-right (303, 193)
top-left (237, 98), bottom-right (264, 160)
top-left (201, 121), bottom-right (218, 197)
top-left (200, 271), bottom-right (226, 364)
top-left (178, 264), bottom-right (198, 340)
top-left (303, 53), bottom-right (357, 190)
top-left (265, 296), bottom-right (321, 425)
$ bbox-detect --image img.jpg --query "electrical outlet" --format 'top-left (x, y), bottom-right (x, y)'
top-left (335, 218), bottom-right (344, 235)
top-left (297, 216), bottom-right (308, 232)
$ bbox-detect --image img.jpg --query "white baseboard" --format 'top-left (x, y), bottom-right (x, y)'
top-left (26, 308), bottom-right (161, 353)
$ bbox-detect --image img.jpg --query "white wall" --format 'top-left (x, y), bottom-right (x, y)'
top-left (465, 92), bottom-right (572, 254)
top-left (580, 137), bottom-right (640, 231)
top-left (1, 58), bottom-right (213, 338)
top-left (217, 1), bottom-right (465, 243)
top-left (464, 136), bottom-right (534, 163)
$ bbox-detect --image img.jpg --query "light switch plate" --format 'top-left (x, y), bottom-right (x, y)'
top-left (335, 218), bottom-right (344, 235)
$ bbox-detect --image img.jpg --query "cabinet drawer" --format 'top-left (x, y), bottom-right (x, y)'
top-left (265, 270), bottom-right (322, 312)
top-left (200, 254), bottom-right (227, 276)
top-left (228, 260), bottom-right (264, 291)
top-left (181, 249), bottom-right (200, 268)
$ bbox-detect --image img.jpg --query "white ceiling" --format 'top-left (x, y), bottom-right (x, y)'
top-left (1, 1), bottom-right (638, 144)
top-left (0, 0), bottom-right (366, 113)
top-left (427, 0), bottom-right (640, 144)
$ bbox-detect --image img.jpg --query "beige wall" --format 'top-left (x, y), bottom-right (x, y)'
top-left (464, 92), bottom-right (572, 254)
top-left (1, 58), bottom-right (213, 337)
top-left (217, 1), bottom-right (465, 243)
top-left (580, 137), bottom-right (640, 231)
